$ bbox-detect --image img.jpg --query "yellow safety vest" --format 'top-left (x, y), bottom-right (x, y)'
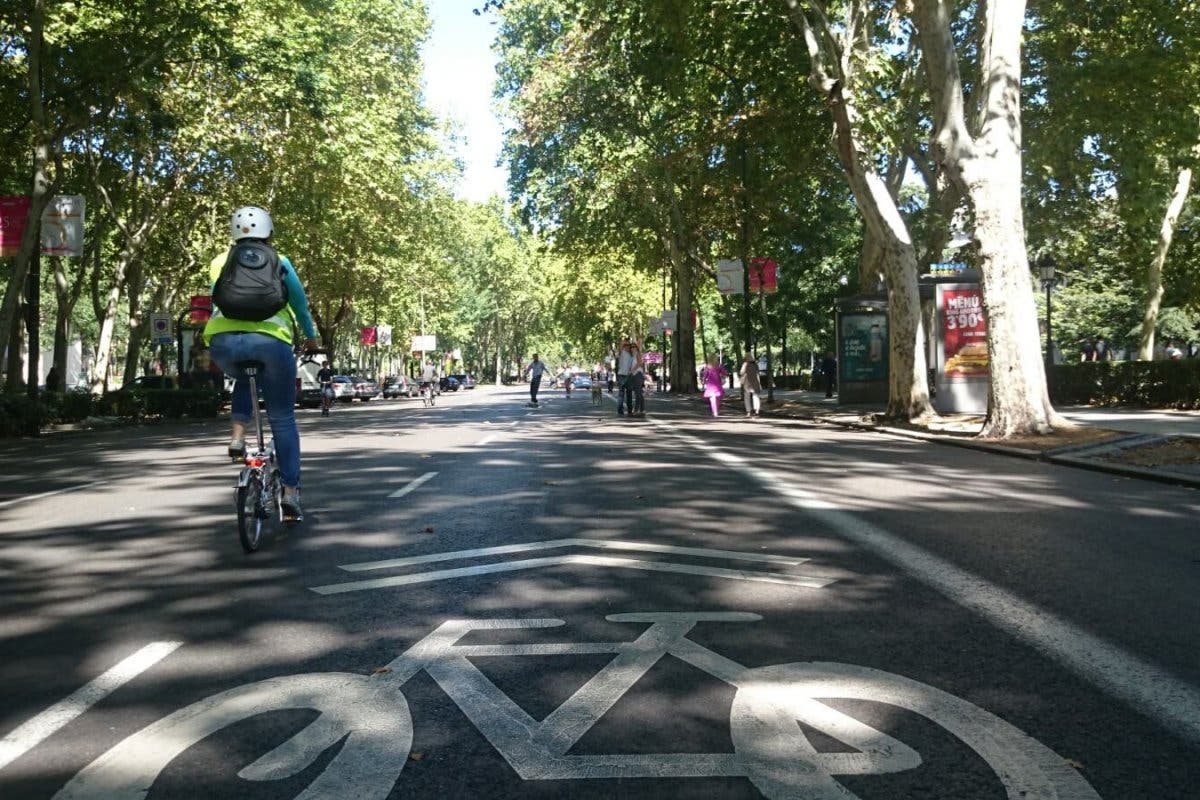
top-left (203, 249), bottom-right (299, 346)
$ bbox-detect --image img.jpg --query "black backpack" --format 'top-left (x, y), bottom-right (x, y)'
top-left (213, 240), bottom-right (289, 322)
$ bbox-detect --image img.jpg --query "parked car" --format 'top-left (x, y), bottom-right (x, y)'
top-left (331, 375), bottom-right (357, 403)
top-left (383, 375), bottom-right (417, 398)
top-left (571, 372), bottom-right (592, 390)
top-left (439, 374), bottom-right (461, 392)
top-left (449, 373), bottom-right (476, 390)
top-left (351, 376), bottom-right (381, 401)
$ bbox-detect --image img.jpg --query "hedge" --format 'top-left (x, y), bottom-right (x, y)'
top-left (0, 388), bottom-right (223, 436)
top-left (1049, 359), bottom-right (1200, 409)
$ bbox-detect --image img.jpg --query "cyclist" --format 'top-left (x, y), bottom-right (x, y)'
top-left (317, 361), bottom-right (334, 416)
top-left (420, 360), bottom-right (438, 397)
top-left (206, 206), bottom-right (318, 522)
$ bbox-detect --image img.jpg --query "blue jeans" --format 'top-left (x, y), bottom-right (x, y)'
top-left (631, 373), bottom-right (645, 413)
top-left (210, 332), bottom-right (301, 487)
top-left (617, 375), bottom-right (632, 413)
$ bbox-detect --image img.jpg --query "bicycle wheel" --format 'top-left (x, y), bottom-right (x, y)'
top-left (237, 474), bottom-right (265, 553)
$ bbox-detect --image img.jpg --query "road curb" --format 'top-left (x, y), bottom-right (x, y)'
top-left (762, 407), bottom-right (1200, 490)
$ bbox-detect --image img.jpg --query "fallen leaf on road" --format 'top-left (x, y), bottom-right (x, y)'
top-left (373, 667), bottom-right (392, 675)
top-left (544, 480), bottom-right (559, 486)
top-left (409, 752), bottom-right (424, 761)
top-left (635, 495), bottom-right (644, 500)
top-left (1064, 759), bottom-right (1085, 771)
top-left (424, 525), bottom-right (435, 533)
top-left (420, 454), bottom-right (431, 459)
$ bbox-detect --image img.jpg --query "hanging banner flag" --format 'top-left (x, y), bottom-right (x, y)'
top-left (412, 335), bottom-right (437, 352)
top-left (660, 309), bottom-right (678, 333)
top-left (361, 326), bottom-right (378, 345)
top-left (648, 317), bottom-right (665, 336)
top-left (716, 259), bottom-right (744, 296)
top-left (188, 294), bottom-right (213, 325)
top-left (41, 195), bottom-right (86, 257)
top-left (377, 325), bottom-right (393, 346)
top-left (749, 257), bottom-right (778, 294)
top-left (0, 196), bottom-right (32, 257)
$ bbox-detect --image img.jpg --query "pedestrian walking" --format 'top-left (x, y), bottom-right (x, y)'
top-left (524, 354), bottom-right (546, 405)
top-left (616, 339), bottom-right (636, 415)
top-left (701, 356), bottom-right (726, 418)
top-left (739, 354), bottom-right (762, 418)
top-left (820, 351), bottom-right (837, 399)
top-left (631, 355), bottom-right (646, 416)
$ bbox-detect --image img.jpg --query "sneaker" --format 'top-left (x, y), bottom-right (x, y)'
top-left (228, 440), bottom-right (246, 461)
top-left (281, 490), bottom-right (303, 523)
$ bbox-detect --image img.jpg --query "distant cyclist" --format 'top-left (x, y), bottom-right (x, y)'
top-left (317, 362), bottom-right (334, 416)
top-left (206, 206), bottom-right (318, 522)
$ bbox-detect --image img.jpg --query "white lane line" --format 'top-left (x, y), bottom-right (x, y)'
top-left (650, 417), bottom-right (1200, 746)
top-left (0, 481), bottom-right (106, 510)
top-left (0, 641), bottom-right (181, 772)
top-left (476, 434), bottom-right (497, 446)
top-left (311, 554), bottom-right (832, 595)
top-left (388, 471), bottom-right (438, 499)
top-left (339, 538), bottom-right (811, 572)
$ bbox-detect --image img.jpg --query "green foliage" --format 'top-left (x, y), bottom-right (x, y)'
top-left (0, 393), bottom-right (51, 436)
top-left (1050, 359), bottom-right (1200, 408)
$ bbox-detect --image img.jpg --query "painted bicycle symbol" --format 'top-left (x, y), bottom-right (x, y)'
top-left (57, 612), bottom-right (1099, 799)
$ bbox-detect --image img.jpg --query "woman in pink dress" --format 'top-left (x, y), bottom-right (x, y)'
top-left (701, 356), bottom-right (725, 417)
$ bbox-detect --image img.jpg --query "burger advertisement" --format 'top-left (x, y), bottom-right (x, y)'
top-left (941, 287), bottom-right (988, 379)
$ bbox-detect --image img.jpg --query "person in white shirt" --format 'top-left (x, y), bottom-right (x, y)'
top-left (616, 339), bottom-right (638, 415)
top-left (524, 354), bottom-right (546, 405)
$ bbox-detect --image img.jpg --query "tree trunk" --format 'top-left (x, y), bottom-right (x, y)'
top-left (0, 0), bottom-right (52, 365)
top-left (25, 251), bottom-right (41, 401)
top-left (90, 253), bottom-right (133, 394)
top-left (859, 227), bottom-right (887, 291)
top-left (6, 307), bottom-right (24, 390)
top-left (1138, 166), bottom-right (1192, 360)
top-left (494, 315), bottom-right (502, 386)
top-left (785, 0), bottom-right (933, 421)
top-left (913, 0), bottom-right (1060, 437)
top-left (122, 262), bottom-right (148, 386)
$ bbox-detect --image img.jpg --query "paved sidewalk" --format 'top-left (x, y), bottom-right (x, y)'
top-left (635, 387), bottom-right (1200, 490)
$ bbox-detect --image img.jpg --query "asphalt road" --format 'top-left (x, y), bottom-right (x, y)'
top-left (1, 385), bottom-right (1198, 799)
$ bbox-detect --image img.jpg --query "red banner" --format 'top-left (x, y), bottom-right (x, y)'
top-left (188, 294), bottom-right (213, 325)
top-left (361, 326), bottom-right (378, 345)
top-left (941, 287), bottom-right (988, 377)
top-left (0, 196), bottom-right (32, 258)
top-left (749, 257), bottom-right (778, 293)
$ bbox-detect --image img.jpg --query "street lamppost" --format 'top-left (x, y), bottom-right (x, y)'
top-left (1037, 255), bottom-right (1059, 370)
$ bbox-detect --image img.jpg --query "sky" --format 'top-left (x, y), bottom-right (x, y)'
top-left (422, 0), bottom-right (509, 202)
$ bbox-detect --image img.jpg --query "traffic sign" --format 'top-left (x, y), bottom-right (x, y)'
top-left (150, 313), bottom-right (173, 345)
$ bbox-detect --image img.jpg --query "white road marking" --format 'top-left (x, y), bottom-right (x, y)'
top-left (339, 538), bottom-right (811, 572)
top-left (311, 554), bottom-right (832, 595)
top-left (52, 673), bottom-right (411, 800)
top-left (0, 481), bottom-right (106, 510)
top-left (387, 471), bottom-right (438, 499)
top-left (476, 435), bottom-right (497, 446)
top-left (0, 641), bottom-right (181, 772)
top-left (651, 417), bottom-right (1200, 746)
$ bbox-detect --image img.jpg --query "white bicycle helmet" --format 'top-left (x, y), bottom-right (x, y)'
top-left (230, 206), bottom-right (273, 241)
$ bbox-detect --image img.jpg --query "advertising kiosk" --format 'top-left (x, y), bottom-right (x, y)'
top-left (926, 267), bottom-right (989, 414)
top-left (835, 294), bottom-right (889, 405)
